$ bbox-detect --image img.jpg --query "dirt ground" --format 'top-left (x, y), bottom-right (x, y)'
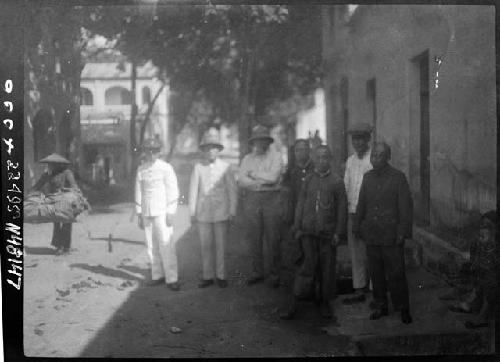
top-left (23, 202), bottom-right (361, 358)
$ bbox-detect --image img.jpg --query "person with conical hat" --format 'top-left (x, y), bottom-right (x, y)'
top-left (342, 122), bottom-right (374, 305)
top-left (135, 138), bottom-right (181, 291)
top-left (238, 125), bottom-right (284, 287)
top-left (189, 129), bottom-right (237, 289)
top-left (31, 153), bottom-right (79, 255)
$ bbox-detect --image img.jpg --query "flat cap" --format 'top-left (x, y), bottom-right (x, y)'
top-left (38, 153), bottom-right (71, 164)
top-left (347, 123), bottom-right (373, 135)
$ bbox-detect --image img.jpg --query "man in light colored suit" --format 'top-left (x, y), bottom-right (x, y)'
top-left (189, 131), bottom-right (237, 288)
top-left (343, 123), bottom-right (373, 305)
top-left (136, 138), bottom-right (180, 291)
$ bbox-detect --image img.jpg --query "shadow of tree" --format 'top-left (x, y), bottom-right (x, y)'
top-left (89, 237), bottom-right (144, 246)
top-left (70, 263), bottom-right (144, 282)
top-left (25, 246), bottom-right (56, 255)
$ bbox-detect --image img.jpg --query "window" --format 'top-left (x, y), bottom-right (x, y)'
top-left (142, 86), bottom-right (151, 105)
top-left (80, 87), bottom-right (93, 105)
top-left (340, 77), bottom-right (349, 161)
top-left (366, 78), bottom-right (377, 141)
top-left (105, 86), bottom-right (132, 105)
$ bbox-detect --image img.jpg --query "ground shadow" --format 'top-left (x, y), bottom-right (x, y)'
top-left (117, 265), bottom-right (149, 279)
top-left (89, 237), bottom-right (144, 246)
top-left (25, 246), bottom-right (56, 256)
top-left (70, 263), bottom-right (144, 282)
top-left (78, 223), bottom-right (353, 358)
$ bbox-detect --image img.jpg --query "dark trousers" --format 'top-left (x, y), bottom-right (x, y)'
top-left (243, 191), bottom-right (282, 279)
top-left (366, 244), bottom-right (409, 311)
top-left (51, 223), bottom-right (72, 250)
top-left (293, 235), bottom-right (337, 302)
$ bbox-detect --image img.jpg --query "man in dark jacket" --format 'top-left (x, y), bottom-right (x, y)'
top-left (280, 145), bottom-right (347, 320)
top-left (353, 142), bottom-right (413, 324)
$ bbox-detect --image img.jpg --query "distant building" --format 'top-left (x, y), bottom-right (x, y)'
top-left (80, 61), bottom-right (170, 184)
top-left (295, 88), bottom-right (326, 145)
top-left (322, 5), bottom-right (496, 229)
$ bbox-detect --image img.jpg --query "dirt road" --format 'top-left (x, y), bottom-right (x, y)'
top-left (23, 202), bottom-right (358, 358)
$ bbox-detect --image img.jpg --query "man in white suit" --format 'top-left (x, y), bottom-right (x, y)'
top-left (135, 138), bottom-right (180, 291)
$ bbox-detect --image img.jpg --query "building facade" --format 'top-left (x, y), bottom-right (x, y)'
top-left (80, 61), bottom-right (170, 184)
top-left (322, 5), bottom-right (496, 231)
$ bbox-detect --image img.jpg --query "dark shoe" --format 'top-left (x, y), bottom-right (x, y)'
top-left (167, 282), bottom-right (180, 291)
top-left (198, 279), bottom-right (214, 288)
top-left (147, 278), bottom-right (166, 287)
top-left (280, 305), bottom-right (297, 320)
top-left (342, 293), bottom-right (366, 305)
top-left (320, 303), bottom-right (333, 319)
top-left (464, 320), bottom-right (489, 329)
top-left (246, 276), bottom-right (264, 286)
top-left (369, 307), bottom-right (388, 320)
top-left (448, 305), bottom-right (473, 314)
top-left (401, 309), bottom-right (413, 324)
top-left (438, 290), bottom-right (459, 301)
top-left (216, 279), bottom-right (228, 288)
top-left (268, 276), bottom-right (280, 289)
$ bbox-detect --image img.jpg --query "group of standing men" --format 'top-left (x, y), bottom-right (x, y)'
top-left (134, 122), bottom-right (413, 325)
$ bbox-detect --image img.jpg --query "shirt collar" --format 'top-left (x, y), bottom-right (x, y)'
top-left (356, 148), bottom-right (371, 160)
top-left (296, 158), bottom-right (312, 170)
top-left (374, 163), bottom-right (391, 176)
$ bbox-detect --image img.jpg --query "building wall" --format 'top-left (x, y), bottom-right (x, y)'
top-left (322, 5), bottom-right (496, 228)
top-left (80, 67), bottom-right (171, 180)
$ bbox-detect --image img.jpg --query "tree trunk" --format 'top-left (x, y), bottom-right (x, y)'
top-left (130, 60), bottom-right (138, 179)
top-left (139, 82), bottom-right (166, 145)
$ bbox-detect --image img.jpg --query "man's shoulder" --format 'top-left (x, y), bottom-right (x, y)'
top-left (388, 165), bottom-right (407, 179)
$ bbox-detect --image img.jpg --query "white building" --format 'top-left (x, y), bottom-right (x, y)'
top-left (80, 61), bottom-right (170, 184)
top-left (295, 88), bottom-right (326, 144)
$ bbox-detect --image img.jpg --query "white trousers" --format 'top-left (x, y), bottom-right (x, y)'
top-left (197, 221), bottom-right (227, 280)
top-left (144, 214), bottom-right (178, 283)
top-left (348, 214), bottom-right (368, 289)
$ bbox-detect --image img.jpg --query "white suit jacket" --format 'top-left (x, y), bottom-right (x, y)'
top-left (135, 159), bottom-right (179, 217)
top-left (188, 158), bottom-right (237, 223)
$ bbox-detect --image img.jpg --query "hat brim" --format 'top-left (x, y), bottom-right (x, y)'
top-left (248, 136), bottom-right (274, 144)
top-left (200, 143), bottom-right (224, 151)
top-left (38, 156), bottom-right (71, 164)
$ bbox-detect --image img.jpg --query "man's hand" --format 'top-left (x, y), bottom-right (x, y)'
top-left (228, 214), bottom-right (236, 226)
top-left (137, 214), bottom-right (144, 230)
top-left (331, 234), bottom-right (340, 247)
top-left (166, 213), bottom-right (175, 227)
top-left (190, 216), bottom-right (197, 225)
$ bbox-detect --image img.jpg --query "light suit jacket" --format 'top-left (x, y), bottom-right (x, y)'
top-left (135, 159), bottom-right (179, 217)
top-left (189, 158), bottom-right (237, 223)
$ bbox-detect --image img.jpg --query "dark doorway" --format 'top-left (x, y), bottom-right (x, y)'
top-left (340, 77), bottom-right (349, 162)
top-left (409, 50), bottom-right (430, 226)
top-left (366, 78), bottom-right (377, 142)
top-left (104, 157), bottom-right (110, 186)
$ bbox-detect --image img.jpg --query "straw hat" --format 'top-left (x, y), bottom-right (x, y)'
top-left (248, 125), bottom-right (274, 144)
top-left (199, 132), bottom-right (223, 150)
top-left (38, 153), bottom-right (71, 164)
